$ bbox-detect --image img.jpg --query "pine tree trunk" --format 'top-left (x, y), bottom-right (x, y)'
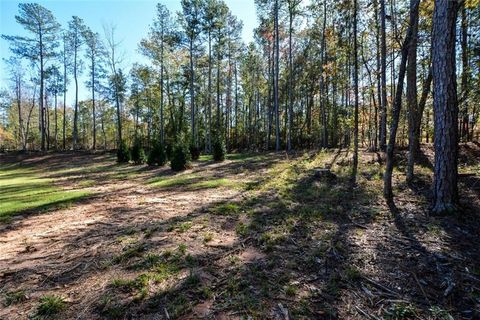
top-left (432, 0), bottom-right (460, 214)
top-left (73, 43), bottom-right (79, 150)
top-left (274, 0), bottom-right (280, 151)
top-left (460, 4), bottom-right (469, 142)
top-left (379, 0), bottom-right (387, 151)
top-left (352, 0), bottom-right (359, 184)
top-left (92, 55), bottom-right (96, 150)
top-left (406, 0), bottom-right (419, 184)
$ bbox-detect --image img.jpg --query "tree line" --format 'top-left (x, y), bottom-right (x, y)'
top-left (1, 0), bottom-right (479, 214)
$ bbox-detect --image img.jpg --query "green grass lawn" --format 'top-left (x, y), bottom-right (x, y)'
top-left (0, 164), bottom-right (89, 222)
top-left (149, 173), bottom-right (238, 190)
top-left (198, 153), bottom-right (269, 162)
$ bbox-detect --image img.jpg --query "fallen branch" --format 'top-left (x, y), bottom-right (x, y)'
top-left (362, 277), bottom-right (400, 297)
top-left (355, 305), bottom-right (381, 320)
top-left (411, 272), bottom-right (431, 306)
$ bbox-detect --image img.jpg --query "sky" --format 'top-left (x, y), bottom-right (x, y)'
top-left (0, 0), bottom-right (258, 102)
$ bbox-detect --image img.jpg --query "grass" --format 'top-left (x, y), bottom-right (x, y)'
top-left (198, 153), bottom-right (269, 162)
top-left (149, 174), bottom-right (198, 188)
top-left (36, 295), bottom-right (66, 317)
top-left (209, 202), bottom-right (241, 215)
top-left (0, 165), bottom-right (89, 222)
top-left (149, 173), bottom-right (239, 190)
top-left (4, 289), bottom-right (27, 306)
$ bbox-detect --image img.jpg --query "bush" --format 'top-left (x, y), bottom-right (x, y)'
top-left (170, 143), bottom-right (191, 171)
top-left (130, 138), bottom-right (146, 165)
top-left (213, 138), bottom-right (226, 162)
top-left (147, 140), bottom-right (167, 166)
top-left (117, 140), bottom-right (130, 163)
top-left (189, 144), bottom-right (200, 161)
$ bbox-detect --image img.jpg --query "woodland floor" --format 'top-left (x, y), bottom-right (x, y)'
top-left (0, 144), bottom-right (479, 320)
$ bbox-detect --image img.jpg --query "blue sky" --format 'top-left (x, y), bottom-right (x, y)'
top-left (0, 0), bottom-right (258, 101)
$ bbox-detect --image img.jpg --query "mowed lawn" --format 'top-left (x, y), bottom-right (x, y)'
top-left (0, 164), bottom-right (89, 222)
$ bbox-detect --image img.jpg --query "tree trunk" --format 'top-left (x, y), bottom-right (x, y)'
top-left (460, 4), bottom-right (469, 142)
top-left (406, 0), bottom-right (419, 184)
top-left (432, 0), bottom-right (460, 214)
top-left (63, 45), bottom-right (67, 150)
top-left (207, 31), bottom-right (212, 152)
top-left (379, 0), bottom-right (388, 151)
top-left (40, 32), bottom-right (45, 151)
top-left (274, 0), bottom-right (280, 151)
top-left (190, 38), bottom-right (196, 146)
top-left (160, 27), bottom-right (165, 146)
top-left (54, 92), bottom-right (58, 149)
top-left (415, 67), bottom-right (433, 150)
top-left (73, 42), bottom-right (79, 150)
top-left (384, 0), bottom-right (419, 200)
top-left (92, 55), bottom-right (96, 150)
top-left (352, 0), bottom-right (359, 184)
top-left (287, 12), bottom-right (293, 152)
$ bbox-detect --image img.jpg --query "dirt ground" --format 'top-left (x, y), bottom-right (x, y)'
top-left (0, 144), bottom-right (479, 319)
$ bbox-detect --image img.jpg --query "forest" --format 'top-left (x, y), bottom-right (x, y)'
top-left (0, 0), bottom-right (480, 319)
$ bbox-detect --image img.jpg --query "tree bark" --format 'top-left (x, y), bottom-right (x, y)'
top-left (73, 38), bottom-right (79, 150)
top-left (379, 0), bottom-right (387, 151)
top-left (274, 0), bottom-right (280, 151)
top-left (352, 0), bottom-right (359, 184)
top-left (384, 0), bottom-right (419, 200)
top-left (460, 4), bottom-right (469, 142)
top-left (406, 0), bottom-right (419, 184)
top-left (431, 0), bottom-right (460, 214)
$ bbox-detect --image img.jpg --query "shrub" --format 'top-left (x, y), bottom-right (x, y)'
top-left (147, 140), bottom-right (167, 166)
top-left (189, 144), bottom-right (200, 161)
top-left (117, 140), bottom-right (130, 163)
top-left (130, 138), bottom-right (146, 165)
top-left (170, 143), bottom-right (191, 171)
top-left (213, 138), bottom-right (226, 162)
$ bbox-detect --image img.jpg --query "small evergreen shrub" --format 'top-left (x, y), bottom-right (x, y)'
top-left (213, 138), bottom-right (226, 162)
top-left (147, 140), bottom-right (167, 166)
top-left (170, 143), bottom-right (191, 171)
top-left (130, 138), bottom-right (146, 165)
top-left (117, 140), bottom-right (130, 163)
top-left (189, 144), bottom-right (200, 161)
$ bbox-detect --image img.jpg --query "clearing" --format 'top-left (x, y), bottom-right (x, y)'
top-left (0, 146), bottom-right (479, 319)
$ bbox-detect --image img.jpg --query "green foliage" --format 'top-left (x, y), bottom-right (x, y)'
top-left (213, 138), bottom-right (226, 162)
top-left (385, 303), bottom-right (417, 319)
top-left (117, 140), bottom-right (130, 163)
top-left (112, 243), bottom-right (146, 264)
top-left (147, 140), bottom-right (167, 166)
top-left (130, 138), bottom-right (146, 165)
top-left (189, 144), bottom-right (201, 161)
top-left (210, 202), bottom-right (240, 215)
top-left (4, 290), bottom-right (27, 306)
top-left (170, 142), bottom-right (191, 171)
top-left (36, 295), bottom-right (66, 317)
top-left (285, 285), bottom-right (297, 297)
top-left (429, 306), bottom-right (454, 320)
top-left (343, 266), bottom-right (362, 281)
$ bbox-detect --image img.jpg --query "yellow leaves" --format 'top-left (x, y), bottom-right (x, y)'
top-left (322, 61), bottom-right (337, 78)
top-left (419, 0), bottom-right (434, 17)
top-left (465, 0), bottom-right (479, 9)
